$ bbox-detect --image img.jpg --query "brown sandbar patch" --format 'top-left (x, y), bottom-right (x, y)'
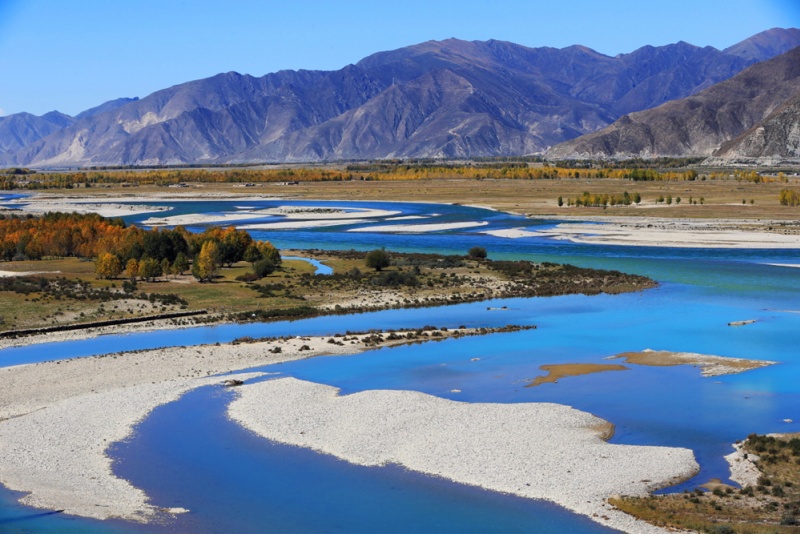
top-left (610, 350), bottom-right (776, 376)
top-left (526, 363), bottom-right (629, 388)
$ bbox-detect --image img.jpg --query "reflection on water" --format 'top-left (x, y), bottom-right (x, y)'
top-left (2, 199), bottom-right (800, 532)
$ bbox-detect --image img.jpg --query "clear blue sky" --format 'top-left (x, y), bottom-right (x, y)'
top-left (1, 0), bottom-right (798, 117)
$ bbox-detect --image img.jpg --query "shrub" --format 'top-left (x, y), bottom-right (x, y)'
top-left (365, 249), bottom-right (390, 271)
top-left (468, 246), bottom-right (487, 259)
top-left (253, 258), bottom-right (277, 278)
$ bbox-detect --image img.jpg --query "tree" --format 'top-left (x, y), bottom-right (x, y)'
top-left (256, 241), bottom-right (281, 265)
top-left (138, 257), bottom-right (162, 282)
top-left (95, 252), bottom-right (122, 279)
top-left (193, 240), bottom-right (220, 282)
top-left (633, 192), bottom-right (641, 204)
top-left (468, 246), bottom-right (487, 259)
top-left (557, 196), bottom-right (563, 207)
top-left (172, 252), bottom-right (189, 275)
top-left (161, 258), bottom-right (171, 279)
top-left (126, 258), bottom-right (139, 281)
top-left (243, 243), bottom-right (263, 265)
top-left (365, 249), bottom-right (390, 271)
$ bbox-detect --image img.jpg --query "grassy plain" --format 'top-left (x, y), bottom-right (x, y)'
top-left (0, 252), bottom-right (654, 332)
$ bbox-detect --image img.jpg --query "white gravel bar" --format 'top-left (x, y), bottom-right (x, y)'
top-left (349, 221), bottom-right (489, 233)
top-left (0, 372), bottom-right (261, 522)
top-left (229, 378), bottom-right (699, 534)
top-left (484, 221), bottom-right (800, 249)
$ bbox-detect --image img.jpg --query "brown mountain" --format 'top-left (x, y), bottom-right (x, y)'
top-left (2, 29), bottom-right (797, 166)
top-left (546, 46), bottom-right (800, 159)
top-left (709, 91), bottom-right (800, 164)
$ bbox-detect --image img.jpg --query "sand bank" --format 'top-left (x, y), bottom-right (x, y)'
top-left (610, 349), bottom-right (776, 376)
top-left (724, 442), bottom-right (761, 487)
top-left (237, 218), bottom-right (369, 230)
top-left (229, 378), bottom-right (698, 534)
top-left (349, 221), bottom-right (489, 233)
top-left (4, 200), bottom-right (169, 218)
top-left (144, 205), bottom-right (398, 227)
top-left (526, 363), bottom-right (629, 387)
top-left (485, 220), bottom-right (800, 249)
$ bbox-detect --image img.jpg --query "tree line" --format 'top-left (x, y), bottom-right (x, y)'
top-left (0, 212), bottom-right (280, 282)
top-left (1, 163), bottom-right (770, 190)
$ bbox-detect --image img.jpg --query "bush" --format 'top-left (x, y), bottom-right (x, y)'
top-left (371, 271), bottom-right (419, 287)
top-left (365, 249), bottom-right (390, 271)
top-left (253, 259), bottom-right (277, 278)
top-left (468, 246), bottom-right (487, 259)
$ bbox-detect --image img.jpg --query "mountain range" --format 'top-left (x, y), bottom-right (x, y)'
top-left (1, 27), bottom-right (799, 166)
top-left (547, 45), bottom-right (800, 161)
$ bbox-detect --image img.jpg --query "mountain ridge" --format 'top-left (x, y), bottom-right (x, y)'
top-left (2, 28), bottom-right (799, 166)
top-left (546, 45), bottom-right (800, 160)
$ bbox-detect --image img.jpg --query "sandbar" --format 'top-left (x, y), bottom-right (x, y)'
top-left (610, 349), bottom-right (776, 376)
top-left (487, 219), bottom-right (800, 249)
top-left (144, 205), bottom-right (399, 227)
top-left (4, 200), bottom-right (169, 218)
top-left (526, 363), bottom-right (630, 387)
top-left (349, 221), bottom-right (489, 233)
top-left (229, 378), bottom-right (698, 534)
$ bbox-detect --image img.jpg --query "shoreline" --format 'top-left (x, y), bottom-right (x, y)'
top-left (229, 377), bottom-right (698, 534)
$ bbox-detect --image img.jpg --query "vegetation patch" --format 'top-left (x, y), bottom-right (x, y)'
top-left (610, 433), bottom-right (800, 533)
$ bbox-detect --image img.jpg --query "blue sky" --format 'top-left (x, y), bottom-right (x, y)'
top-left (0, 0), bottom-right (798, 117)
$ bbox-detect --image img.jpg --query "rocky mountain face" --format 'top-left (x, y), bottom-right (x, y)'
top-left (709, 92), bottom-right (800, 164)
top-left (546, 46), bottom-right (800, 160)
top-left (2, 28), bottom-right (798, 166)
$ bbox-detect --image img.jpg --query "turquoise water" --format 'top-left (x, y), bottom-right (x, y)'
top-left (2, 199), bottom-right (800, 532)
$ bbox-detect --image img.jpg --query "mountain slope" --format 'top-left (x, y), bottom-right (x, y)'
top-left (546, 46), bottom-right (800, 159)
top-left (2, 29), bottom-right (797, 166)
top-left (710, 91), bottom-right (800, 163)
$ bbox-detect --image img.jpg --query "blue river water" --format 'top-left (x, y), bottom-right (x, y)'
top-left (1, 197), bottom-right (799, 532)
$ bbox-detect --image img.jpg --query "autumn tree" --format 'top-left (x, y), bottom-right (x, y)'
top-left (192, 241), bottom-right (220, 282)
top-left (256, 240), bottom-right (281, 265)
top-left (95, 252), bottom-right (122, 279)
top-left (126, 258), bottom-right (140, 281)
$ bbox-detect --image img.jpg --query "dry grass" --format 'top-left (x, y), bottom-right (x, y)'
top-left (610, 434), bottom-right (800, 533)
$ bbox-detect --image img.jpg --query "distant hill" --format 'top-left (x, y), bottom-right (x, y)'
top-left (546, 46), bottom-right (800, 160)
top-left (723, 27), bottom-right (800, 62)
top-left (0, 111), bottom-right (74, 154)
top-left (2, 28), bottom-right (798, 166)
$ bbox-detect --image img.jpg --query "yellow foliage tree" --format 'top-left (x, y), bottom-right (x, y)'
top-left (192, 241), bottom-right (219, 282)
top-left (94, 252), bottom-right (122, 279)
